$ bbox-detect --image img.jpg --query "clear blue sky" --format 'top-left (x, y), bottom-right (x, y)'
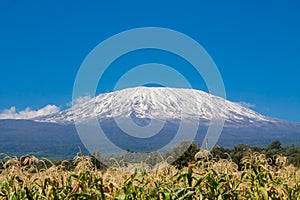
top-left (0, 1), bottom-right (299, 121)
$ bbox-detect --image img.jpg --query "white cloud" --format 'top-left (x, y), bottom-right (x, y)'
top-left (0, 105), bottom-right (60, 119)
top-left (239, 102), bottom-right (256, 108)
top-left (67, 95), bottom-right (91, 107)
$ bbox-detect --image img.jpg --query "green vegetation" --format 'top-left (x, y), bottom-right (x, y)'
top-left (0, 141), bottom-right (299, 199)
top-left (211, 140), bottom-right (300, 169)
top-left (166, 140), bottom-right (300, 170)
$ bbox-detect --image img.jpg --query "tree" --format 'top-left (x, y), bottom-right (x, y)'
top-left (171, 142), bottom-right (200, 169)
top-left (268, 140), bottom-right (282, 150)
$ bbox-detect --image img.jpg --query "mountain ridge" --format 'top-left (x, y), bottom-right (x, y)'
top-left (35, 86), bottom-right (280, 126)
top-left (1, 87), bottom-right (299, 157)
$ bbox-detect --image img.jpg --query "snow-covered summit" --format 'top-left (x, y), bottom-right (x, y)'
top-left (35, 87), bottom-right (276, 124)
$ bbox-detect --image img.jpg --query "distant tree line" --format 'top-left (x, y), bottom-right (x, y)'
top-left (1, 140), bottom-right (299, 171)
top-left (172, 140), bottom-right (300, 169)
top-left (89, 140), bottom-right (300, 170)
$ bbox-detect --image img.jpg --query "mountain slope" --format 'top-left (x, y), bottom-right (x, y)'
top-left (0, 119), bottom-right (84, 159)
top-left (1, 87), bottom-right (299, 157)
top-left (35, 87), bottom-right (278, 126)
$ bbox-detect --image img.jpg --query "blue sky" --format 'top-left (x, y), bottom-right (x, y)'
top-left (0, 1), bottom-right (299, 121)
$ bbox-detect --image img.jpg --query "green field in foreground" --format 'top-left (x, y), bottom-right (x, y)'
top-left (0, 145), bottom-right (300, 199)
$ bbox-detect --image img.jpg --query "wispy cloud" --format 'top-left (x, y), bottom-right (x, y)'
top-left (67, 95), bottom-right (91, 107)
top-left (239, 102), bottom-right (256, 109)
top-left (0, 105), bottom-right (60, 119)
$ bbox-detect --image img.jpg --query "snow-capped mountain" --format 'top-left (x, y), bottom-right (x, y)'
top-left (1, 87), bottom-right (299, 158)
top-left (35, 87), bottom-right (277, 125)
